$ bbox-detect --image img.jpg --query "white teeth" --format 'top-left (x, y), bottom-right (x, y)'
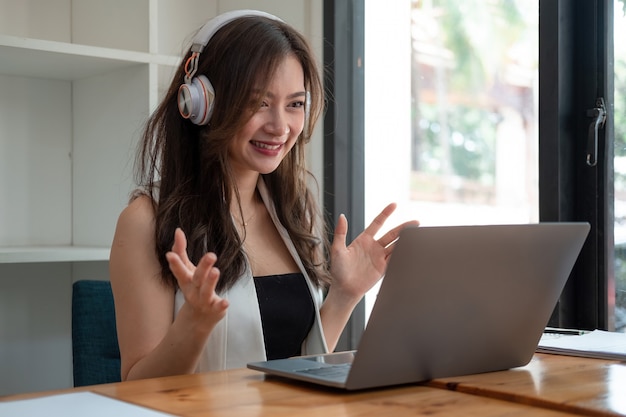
top-left (252, 141), bottom-right (281, 150)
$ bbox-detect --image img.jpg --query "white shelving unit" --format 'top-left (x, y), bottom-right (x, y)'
top-left (0, 10), bottom-right (181, 261)
top-left (0, 0), bottom-right (321, 396)
top-left (0, 0), bottom-right (196, 396)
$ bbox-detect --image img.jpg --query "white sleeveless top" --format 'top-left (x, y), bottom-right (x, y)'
top-left (174, 178), bottom-right (328, 371)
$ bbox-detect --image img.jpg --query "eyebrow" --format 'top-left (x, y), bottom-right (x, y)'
top-left (257, 90), bottom-right (307, 100)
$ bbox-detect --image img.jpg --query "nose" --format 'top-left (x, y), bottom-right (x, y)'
top-left (264, 108), bottom-right (290, 137)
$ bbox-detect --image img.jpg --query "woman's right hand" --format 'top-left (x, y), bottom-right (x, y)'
top-left (165, 228), bottom-right (229, 329)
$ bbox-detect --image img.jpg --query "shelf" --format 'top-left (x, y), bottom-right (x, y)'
top-left (0, 246), bottom-right (111, 264)
top-left (0, 34), bottom-right (180, 80)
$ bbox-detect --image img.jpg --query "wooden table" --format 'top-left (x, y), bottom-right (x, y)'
top-left (2, 353), bottom-right (625, 416)
top-left (429, 353), bottom-right (626, 417)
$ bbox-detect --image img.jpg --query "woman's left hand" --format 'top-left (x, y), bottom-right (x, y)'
top-left (328, 202), bottom-right (420, 303)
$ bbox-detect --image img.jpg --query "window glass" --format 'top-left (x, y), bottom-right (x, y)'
top-left (364, 0), bottom-right (538, 320)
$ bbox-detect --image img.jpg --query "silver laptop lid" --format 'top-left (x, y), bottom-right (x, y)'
top-left (343, 222), bottom-right (590, 389)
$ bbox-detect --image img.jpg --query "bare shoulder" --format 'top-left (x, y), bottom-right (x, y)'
top-left (110, 195), bottom-right (159, 275)
top-left (111, 195), bottom-right (155, 247)
top-left (117, 195), bottom-right (155, 231)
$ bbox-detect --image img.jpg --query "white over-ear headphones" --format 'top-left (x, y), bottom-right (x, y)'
top-left (177, 10), bottom-right (284, 125)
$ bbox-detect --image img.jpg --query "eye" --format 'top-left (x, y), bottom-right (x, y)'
top-left (290, 100), bottom-right (305, 109)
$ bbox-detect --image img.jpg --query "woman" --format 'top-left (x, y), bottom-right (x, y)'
top-left (110, 9), bottom-right (418, 381)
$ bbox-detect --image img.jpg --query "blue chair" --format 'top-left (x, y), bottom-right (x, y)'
top-left (71, 280), bottom-right (121, 386)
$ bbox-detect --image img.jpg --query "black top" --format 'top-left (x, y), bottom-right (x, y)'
top-left (254, 272), bottom-right (315, 360)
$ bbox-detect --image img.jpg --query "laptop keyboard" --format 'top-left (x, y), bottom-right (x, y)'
top-left (296, 363), bottom-right (352, 380)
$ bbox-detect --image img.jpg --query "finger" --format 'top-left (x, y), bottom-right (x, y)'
top-left (166, 251), bottom-right (193, 287)
top-left (171, 227), bottom-right (186, 253)
top-left (196, 255), bottom-right (228, 313)
top-left (193, 252), bottom-right (218, 290)
top-left (378, 220), bottom-right (420, 248)
top-left (198, 261), bottom-right (221, 299)
top-left (363, 203), bottom-right (398, 237)
top-left (172, 228), bottom-right (194, 269)
top-left (331, 214), bottom-right (348, 251)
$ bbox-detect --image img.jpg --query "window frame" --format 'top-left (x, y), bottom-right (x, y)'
top-left (323, 0), bottom-right (366, 350)
top-left (539, 0), bottom-right (615, 331)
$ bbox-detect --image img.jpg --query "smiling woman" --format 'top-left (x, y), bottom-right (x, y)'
top-left (108, 9), bottom-right (418, 382)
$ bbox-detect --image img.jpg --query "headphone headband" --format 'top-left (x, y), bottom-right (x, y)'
top-left (191, 9), bottom-right (283, 53)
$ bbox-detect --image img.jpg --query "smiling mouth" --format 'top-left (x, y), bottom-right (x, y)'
top-left (251, 141), bottom-right (283, 150)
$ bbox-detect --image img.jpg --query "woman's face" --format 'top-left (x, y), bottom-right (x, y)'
top-left (228, 54), bottom-right (306, 176)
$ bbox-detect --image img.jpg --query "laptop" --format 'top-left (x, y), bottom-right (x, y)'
top-left (248, 222), bottom-right (590, 390)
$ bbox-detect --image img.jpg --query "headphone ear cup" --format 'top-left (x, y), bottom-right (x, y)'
top-left (177, 75), bottom-right (215, 125)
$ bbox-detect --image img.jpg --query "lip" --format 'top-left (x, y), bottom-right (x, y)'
top-left (250, 140), bottom-right (285, 155)
top-left (251, 140), bottom-right (284, 150)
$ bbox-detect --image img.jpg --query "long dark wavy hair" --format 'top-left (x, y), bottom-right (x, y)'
top-left (134, 15), bottom-right (331, 293)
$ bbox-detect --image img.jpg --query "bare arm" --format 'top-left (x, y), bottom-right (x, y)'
top-left (109, 196), bottom-right (227, 380)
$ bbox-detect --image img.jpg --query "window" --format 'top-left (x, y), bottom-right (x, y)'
top-left (324, 0), bottom-right (625, 350)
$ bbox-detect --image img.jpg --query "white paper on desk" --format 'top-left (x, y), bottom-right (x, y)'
top-left (537, 329), bottom-right (626, 361)
top-left (0, 391), bottom-right (176, 417)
